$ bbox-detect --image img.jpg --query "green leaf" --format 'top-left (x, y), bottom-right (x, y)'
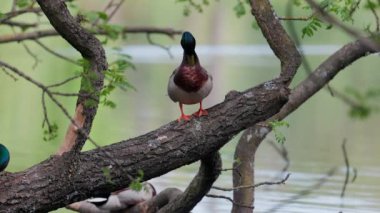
top-left (16, 0), bottom-right (30, 8)
top-left (234, 1), bottom-right (246, 18)
top-left (102, 167), bottom-right (115, 184)
top-left (349, 105), bottom-right (371, 119)
top-left (97, 12), bottom-right (108, 21)
top-left (99, 24), bottom-right (123, 40)
top-left (129, 170), bottom-right (144, 191)
top-left (43, 123), bottom-right (59, 142)
top-left (269, 120), bottom-right (290, 144)
top-left (301, 18), bottom-right (323, 38)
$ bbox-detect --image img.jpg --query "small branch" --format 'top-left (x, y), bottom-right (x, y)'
top-left (349, 0), bottom-right (362, 17)
top-left (206, 194), bottom-right (254, 209)
top-left (369, 5), bottom-right (380, 32)
top-left (213, 173), bottom-right (290, 191)
top-left (146, 33), bottom-right (173, 58)
top-left (107, 0), bottom-right (125, 21)
top-left (34, 40), bottom-right (80, 65)
top-left (340, 139), bottom-right (352, 212)
top-left (2, 20), bottom-right (38, 29)
top-left (41, 91), bottom-right (53, 131)
top-left (0, 27), bottom-right (182, 44)
top-left (1, 67), bottom-right (18, 81)
top-left (0, 7), bottom-right (42, 23)
top-left (125, 188), bottom-right (183, 213)
top-left (47, 75), bottom-right (81, 88)
top-left (268, 140), bottom-right (290, 175)
top-left (278, 15), bottom-right (312, 21)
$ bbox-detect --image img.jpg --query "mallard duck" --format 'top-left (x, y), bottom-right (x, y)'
top-left (0, 144), bottom-right (10, 172)
top-left (168, 31), bottom-right (213, 121)
top-left (67, 182), bottom-right (156, 212)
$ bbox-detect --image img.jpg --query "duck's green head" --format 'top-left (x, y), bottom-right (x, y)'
top-left (0, 144), bottom-right (10, 172)
top-left (181, 31), bottom-right (196, 53)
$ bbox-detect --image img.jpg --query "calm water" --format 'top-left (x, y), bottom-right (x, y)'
top-left (1, 45), bottom-right (379, 212)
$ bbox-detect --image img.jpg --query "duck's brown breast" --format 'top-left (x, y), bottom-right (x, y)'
top-left (173, 66), bottom-right (209, 93)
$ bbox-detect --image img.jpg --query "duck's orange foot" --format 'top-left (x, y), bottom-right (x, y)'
top-left (177, 114), bottom-right (191, 122)
top-left (194, 109), bottom-right (208, 117)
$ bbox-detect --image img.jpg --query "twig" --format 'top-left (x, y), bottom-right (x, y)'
top-left (0, 7), bottom-right (42, 23)
top-left (349, 0), bottom-right (362, 17)
top-left (206, 194), bottom-right (254, 209)
top-left (212, 173), bottom-right (290, 191)
top-left (107, 0), bottom-right (125, 21)
top-left (268, 140), bottom-right (289, 173)
top-left (369, 4), bottom-right (380, 32)
top-left (41, 91), bottom-right (53, 131)
top-left (2, 20), bottom-right (38, 29)
top-left (146, 33), bottom-right (173, 58)
top-left (340, 139), bottom-right (352, 212)
top-left (1, 67), bottom-right (18, 81)
top-left (47, 75), bottom-right (80, 88)
top-left (278, 13), bottom-right (314, 21)
top-left (34, 40), bottom-right (80, 65)
top-left (10, 27), bottom-right (40, 69)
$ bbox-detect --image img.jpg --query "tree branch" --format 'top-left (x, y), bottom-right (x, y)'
top-left (158, 152), bottom-right (221, 212)
top-left (250, 0), bottom-right (301, 85)
top-left (0, 27), bottom-right (182, 44)
top-left (0, 80), bottom-right (288, 212)
top-left (0, 7), bottom-right (42, 23)
top-left (36, 0), bottom-right (107, 153)
top-left (233, 1), bottom-right (301, 212)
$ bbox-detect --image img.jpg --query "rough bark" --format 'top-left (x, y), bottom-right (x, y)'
top-left (125, 188), bottom-right (183, 213)
top-left (126, 152), bottom-right (222, 213)
top-left (250, 0), bottom-right (301, 85)
top-left (0, 80), bottom-right (288, 212)
top-left (36, 0), bottom-right (107, 153)
top-left (158, 152), bottom-right (221, 212)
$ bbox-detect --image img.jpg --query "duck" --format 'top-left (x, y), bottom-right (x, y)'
top-left (0, 144), bottom-right (10, 172)
top-left (67, 182), bottom-right (156, 212)
top-left (168, 31), bottom-right (213, 121)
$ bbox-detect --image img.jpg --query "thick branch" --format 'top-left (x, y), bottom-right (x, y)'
top-left (127, 152), bottom-right (222, 213)
top-left (158, 152), bottom-right (221, 212)
top-left (0, 80), bottom-right (288, 212)
top-left (36, 0), bottom-right (107, 153)
top-left (250, 0), bottom-right (301, 84)
top-left (125, 188), bottom-right (183, 213)
top-left (232, 1), bottom-right (301, 212)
